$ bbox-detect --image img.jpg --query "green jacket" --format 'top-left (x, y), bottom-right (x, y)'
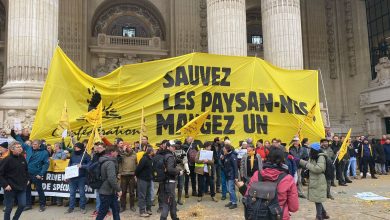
top-left (300, 153), bottom-right (327, 203)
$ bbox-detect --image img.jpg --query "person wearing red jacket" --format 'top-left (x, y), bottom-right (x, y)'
top-left (236, 147), bottom-right (299, 220)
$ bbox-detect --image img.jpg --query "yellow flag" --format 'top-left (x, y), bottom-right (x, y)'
top-left (85, 101), bottom-right (102, 126)
top-left (304, 103), bottom-right (316, 124)
top-left (338, 128), bottom-right (352, 161)
top-left (86, 125), bottom-right (101, 154)
top-left (57, 101), bottom-right (70, 133)
top-left (140, 106), bottom-right (147, 142)
top-left (177, 111), bottom-right (210, 138)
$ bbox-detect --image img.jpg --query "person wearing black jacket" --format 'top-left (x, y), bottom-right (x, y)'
top-left (135, 147), bottom-right (154, 217)
top-left (223, 144), bottom-right (238, 209)
top-left (374, 139), bottom-right (387, 175)
top-left (0, 142), bottom-right (28, 220)
top-left (331, 136), bottom-right (347, 186)
top-left (347, 141), bottom-right (358, 180)
top-left (160, 143), bottom-right (180, 220)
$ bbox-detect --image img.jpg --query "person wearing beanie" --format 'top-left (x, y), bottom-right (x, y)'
top-left (223, 144), bottom-right (238, 209)
top-left (65, 142), bottom-right (91, 214)
top-left (0, 142), bottom-right (9, 160)
top-left (299, 143), bottom-right (330, 220)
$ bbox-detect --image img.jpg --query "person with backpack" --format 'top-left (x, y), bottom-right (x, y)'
top-left (236, 147), bottom-right (299, 220)
top-left (154, 140), bottom-right (172, 213)
top-left (240, 144), bottom-right (262, 183)
top-left (299, 143), bottom-right (330, 220)
top-left (118, 142), bottom-right (137, 212)
top-left (182, 136), bottom-right (198, 198)
top-left (88, 142), bottom-right (106, 217)
top-left (320, 139), bottom-right (335, 200)
top-left (195, 141), bottom-right (218, 202)
top-left (160, 142), bottom-right (181, 220)
top-left (223, 144), bottom-right (238, 209)
top-left (135, 146), bottom-right (154, 217)
top-left (65, 142), bottom-right (91, 214)
top-left (96, 145), bottom-right (122, 220)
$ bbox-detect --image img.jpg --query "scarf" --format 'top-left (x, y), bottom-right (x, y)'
top-left (248, 151), bottom-right (255, 170)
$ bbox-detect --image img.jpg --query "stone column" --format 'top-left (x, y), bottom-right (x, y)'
top-left (261, 0), bottom-right (303, 69)
top-left (207, 0), bottom-right (247, 56)
top-left (0, 0), bottom-right (58, 105)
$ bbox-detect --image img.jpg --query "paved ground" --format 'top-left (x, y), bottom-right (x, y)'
top-left (4, 174), bottom-right (390, 220)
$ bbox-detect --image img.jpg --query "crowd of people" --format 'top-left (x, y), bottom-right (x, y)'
top-left (0, 127), bottom-right (389, 220)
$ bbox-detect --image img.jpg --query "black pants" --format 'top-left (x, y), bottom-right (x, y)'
top-left (361, 157), bottom-right (375, 177)
top-left (197, 173), bottom-right (215, 197)
top-left (120, 175), bottom-right (136, 209)
top-left (315, 202), bottom-right (326, 219)
top-left (335, 159), bottom-right (346, 183)
top-left (185, 165), bottom-right (196, 195)
top-left (160, 182), bottom-right (177, 220)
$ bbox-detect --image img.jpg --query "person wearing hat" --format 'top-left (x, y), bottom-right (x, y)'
top-left (0, 142), bottom-right (9, 160)
top-left (299, 143), bottom-right (330, 220)
top-left (0, 141), bottom-right (28, 220)
top-left (289, 136), bottom-right (306, 199)
top-left (155, 139), bottom-right (171, 213)
top-left (65, 142), bottom-right (91, 214)
top-left (160, 142), bottom-right (181, 220)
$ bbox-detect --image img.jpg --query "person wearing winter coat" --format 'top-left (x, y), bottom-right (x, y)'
top-left (383, 138), bottom-right (390, 173)
top-left (240, 144), bottom-right (263, 183)
top-left (236, 147), bottom-right (299, 220)
top-left (223, 144), bottom-right (238, 209)
top-left (299, 143), bottom-right (329, 220)
top-left (358, 138), bottom-right (377, 179)
top-left (195, 141), bottom-right (217, 202)
top-left (373, 139), bottom-right (386, 175)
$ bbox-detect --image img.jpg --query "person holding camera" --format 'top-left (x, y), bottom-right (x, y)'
top-left (173, 141), bottom-right (190, 205)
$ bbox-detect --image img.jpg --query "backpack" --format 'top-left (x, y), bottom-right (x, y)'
top-left (243, 172), bottom-right (287, 220)
top-left (152, 153), bottom-right (173, 182)
top-left (323, 155), bottom-right (335, 180)
top-left (87, 160), bottom-right (109, 190)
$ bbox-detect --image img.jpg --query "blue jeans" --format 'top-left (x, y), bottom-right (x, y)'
top-left (69, 177), bottom-right (86, 210)
top-left (26, 174), bottom-right (45, 207)
top-left (348, 157), bottom-right (357, 177)
top-left (4, 189), bottom-right (26, 220)
top-left (96, 194), bottom-right (120, 220)
top-left (221, 170), bottom-right (227, 197)
top-left (227, 179), bottom-right (237, 204)
top-left (95, 191), bottom-right (100, 211)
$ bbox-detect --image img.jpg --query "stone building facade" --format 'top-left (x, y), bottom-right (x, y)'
top-left (0, 0), bottom-right (387, 137)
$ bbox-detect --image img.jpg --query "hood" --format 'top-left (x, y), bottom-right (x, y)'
top-left (99, 154), bottom-right (117, 163)
top-left (157, 149), bottom-right (171, 156)
top-left (260, 167), bottom-right (285, 182)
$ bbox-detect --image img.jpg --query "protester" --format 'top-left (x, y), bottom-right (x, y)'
top-left (300, 138), bottom-right (310, 186)
top-left (96, 145), bottom-right (122, 220)
top-left (289, 137), bottom-right (306, 198)
top-left (347, 140), bottom-right (358, 180)
top-left (195, 141), bottom-right (217, 202)
top-left (373, 138), bottom-right (386, 175)
top-left (240, 144), bottom-right (262, 183)
top-left (236, 147), bottom-right (299, 220)
top-left (118, 142), bottom-right (137, 212)
top-left (380, 135), bottom-right (387, 145)
top-left (51, 142), bottom-right (67, 206)
top-left (155, 140), bottom-right (171, 213)
top-left (183, 136), bottom-right (198, 198)
top-left (0, 142), bottom-right (9, 159)
top-left (65, 142), bottom-right (91, 214)
top-left (160, 142), bottom-right (180, 220)
top-left (331, 135), bottom-right (348, 186)
top-left (223, 144), bottom-right (238, 209)
top-left (135, 146), bottom-right (154, 217)
top-left (255, 139), bottom-right (269, 161)
top-left (320, 139), bottom-right (335, 200)
top-left (383, 138), bottom-right (390, 172)
top-left (88, 142), bottom-right (106, 217)
top-left (358, 138), bottom-right (377, 179)
top-left (299, 143), bottom-right (330, 220)
top-left (211, 137), bottom-right (222, 193)
top-left (173, 141), bottom-right (190, 205)
top-left (15, 135), bottom-right (49, 212)
top-left (0, 142), bottom-right (28, 220)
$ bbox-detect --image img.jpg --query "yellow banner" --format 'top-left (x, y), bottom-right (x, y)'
top-left (338, 128), bottom-right (352, 161)
top-left (31, 47), bottom-right (325, 145)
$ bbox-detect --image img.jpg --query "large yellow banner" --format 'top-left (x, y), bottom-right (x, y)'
top-left (31, 47), bottom-right (325, 145)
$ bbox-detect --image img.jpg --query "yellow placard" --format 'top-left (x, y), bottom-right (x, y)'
top-left (31, 47), bottom-right (325, 145)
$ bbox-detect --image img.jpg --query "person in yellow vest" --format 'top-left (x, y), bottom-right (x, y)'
top-left (195, 141), bottom-right (218, 202)
top-left (358, 138), bottom-right (377, 179)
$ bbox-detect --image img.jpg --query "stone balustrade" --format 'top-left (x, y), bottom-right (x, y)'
top-left (97, 34), bottom-right (161, 49)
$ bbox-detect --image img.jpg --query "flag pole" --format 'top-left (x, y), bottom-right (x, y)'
top-left (139, 106), bottom-right (144, 145)
top-left (318, 68), bottom-right (331, 127)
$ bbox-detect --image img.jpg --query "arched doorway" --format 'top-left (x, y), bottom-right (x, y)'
top-left (90, 0), bottom-right (168, 76)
